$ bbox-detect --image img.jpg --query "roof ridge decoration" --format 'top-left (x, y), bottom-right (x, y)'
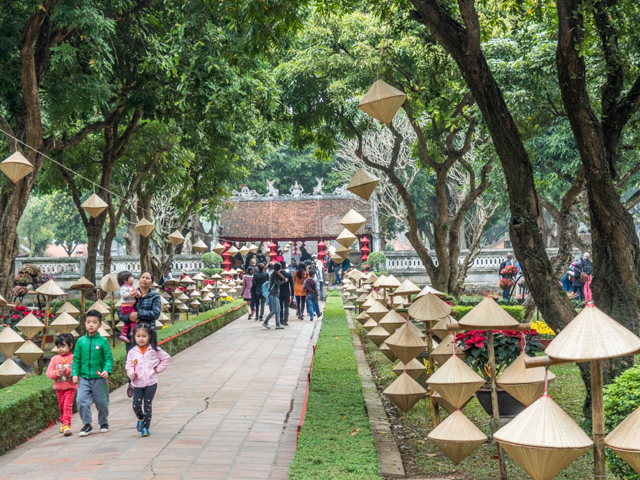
top-left (232, 180), bottom-right (357, 200)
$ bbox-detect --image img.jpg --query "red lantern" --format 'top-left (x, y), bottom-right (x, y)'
top-left (361, 254), bottom-right (368, 262)
top-left (360, 245), bottom-right (370, 255)
top-left (360, 236), bottom-right (370, 246)
top-left (222, 241), bottom-right (231, 271)
top-left (317, 240), bottom-right (327, 264)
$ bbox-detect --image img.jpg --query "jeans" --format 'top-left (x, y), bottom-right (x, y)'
top-left (133, 383), bottom-right (157, 429)
top-left (263, 294), bottom-right (281, 326)
top-left (333, 269), bottom-right (342, 285)
top-left (306, 294), bottom-right (320, 320)
top-left (77, 377), bottom-right (109, 427)
top-left (253, 293), bottom-right (265, 320)
top-left (317, 282), bottom-right (324, 301)
top-left (279, 296), bottom-right (290, 325)
top-left (502, 288), bottom-right (509, 300)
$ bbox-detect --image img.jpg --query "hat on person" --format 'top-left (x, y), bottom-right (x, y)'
top-left (312, 254), bottom-right (317, 259)
top-left (182, 268), bottom-right (188, 274)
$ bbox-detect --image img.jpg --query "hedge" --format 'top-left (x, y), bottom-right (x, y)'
top-left (289, 291), bottom-right (379, 480)
top-left (451, 305), bottom-right (525, 323)
top-left (0, 300), bottom-right (246, 455)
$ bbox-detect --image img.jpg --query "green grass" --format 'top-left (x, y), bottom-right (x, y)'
top-left (365, 333), bottom-right (596, 480)
top-left (290, 291), bottom-right (380, 480)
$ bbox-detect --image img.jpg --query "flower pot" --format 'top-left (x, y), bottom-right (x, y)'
top-left (475, 385), bottom-right (526, 418)
top-left (537, 339), bottom-right (553, 350)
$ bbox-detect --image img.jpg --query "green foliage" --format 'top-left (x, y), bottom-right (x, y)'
top-left (366, 252), bottom-right (386, 272)
top-left (604, 366), bottom-right (640, 479)
top-left (202, 268), bottom-right (224, 277)
top-left (451, 305), bottom-right (525, 323)
top-left (202, 252), bottom-right (223, 269)
top-left (290, 292), bottom-right (379, 480)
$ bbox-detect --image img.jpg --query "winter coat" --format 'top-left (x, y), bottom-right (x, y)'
top-left (303, 277), bottom-right (317, 295)
top-left (314, 260), bottom-right (325, 283)
top-left (46, 353), bottom-right (78, 390)
top-left (252, 271), bottom-right (269, 296)
top-left (279, 270), bottom-right (294, 298)
top-left (268, 272), bottom-right (288, 297)
top-left (118, 288), bottom-right (161, 328)
top-left (293, 271), bottom-right (308, 296)
top-left (241, 275), bottom-right (253, 300)
top-left (71, 332), bottom-right (113, 379)
top-left (125, 345), bottom-right (171, 388)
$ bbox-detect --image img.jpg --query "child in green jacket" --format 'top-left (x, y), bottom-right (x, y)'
top-left (71, 310), bottom-right (113, 437)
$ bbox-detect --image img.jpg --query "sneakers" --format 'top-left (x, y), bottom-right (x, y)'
top-left (59, 425), bottom-right (65, 434)
top-left (136, 420), bottom-right (144, 432)
top-left (100, 424), bottom-right (109, 433)
top-left (275, 326), bottom-right (284, 329)
top-left (262, 323), bottom-right (271, 329)
top-left (78, 424), bottom-right (92, 437)
top-left (141, 427), bottom-right (150, 437)
top-left (63, 426), bottom-right (72, 436)
top-left (127, 383), bottom-right (134, 398)
top-left (119, 333), bottom-right (130, 343)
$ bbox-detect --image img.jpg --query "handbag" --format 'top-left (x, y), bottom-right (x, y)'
top-left (290, 297), bottom-right (298, 310)
top-left (579, 272), bottom-right (589, 283)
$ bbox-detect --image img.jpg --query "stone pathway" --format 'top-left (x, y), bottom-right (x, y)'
top-left (0, 307), bottom-right (322, 480)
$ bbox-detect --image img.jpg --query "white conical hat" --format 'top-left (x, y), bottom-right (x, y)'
top-left (14, 340), bottom-right (44, 366)
top-left (134, 218), bottom-right (155, 237)
top-left (15, 313), bottom-right (44, 339)
top-left (427, 355), bottom-right (485, 409)
top-left (458, 296), bottom-right (519, 329)
top-left (193, 239), bottom-right (208, 253)
top-left (379, 274), bottom-right (401, 289)
top-left (357, 79), bottom-right (407, 126)
top-left (379, 342), bottom-right (397, 362)
top-left (367, 325), bottom-right (390, 346)
top-left (336, 229), bottom-right (357, 248)
top-left (606, 405), bottom-right (640, 474)
top-left (168, 230), bottom-right (185, 246)
top-left (50, 312), bottom-right (80, 334)
top-left (0, 151), bottom-right (33, 183)
top-left (362, 318), bottom-right (378, 332)
top-left (80, 193), bottom-right (108, 218)
top-left (0, 327), bottom-right (25, 357)
top-left (35, 279), bottom-right (65, 297)
top-left (497, 352), bottom-right (556, 406)
top-left (392, 358), bottom-right (426, 380)
top-left (431, 335), bottom-right (465, 367)
top-left (408, 292), bottom-right (452, 322)
top-left (100, 273), bottom-right (120, 293)
top-left (0, 358), bottom-right (26, 387)
top-left (428, 410), bottom-right (487, 465)
top-left (70, 276), bottom-right (95, 290)
top-left (415, 284), bottom-right (446, 298)
top-left (366, 301), bottom-right (389, 323)
top-left (433, 316), bottom-right (458, 341)
top-left (340, 209), bottom-right (366, 234)
top-left (346, 168), bottom-right (380, 201)
top-left (385, 322), bottom-right (427, 364)
top-left (394, 279), bottom-right (421, 296)
top-left (378, 310), bottom-right (407, 334)
top-left (56, 301), bottom-right (80, 318)
top-left (382, 371), bottom-right (426, 412)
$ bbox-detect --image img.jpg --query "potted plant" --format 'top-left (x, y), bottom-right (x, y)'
top-left (529, 319), bottom-right (556, 349)
top-left (455, 328), bottom-right (546, 417)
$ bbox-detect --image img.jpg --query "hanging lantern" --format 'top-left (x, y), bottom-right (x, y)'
top-left (357, 79), bottom-right (407, 126)
top-left (81, 194), bottom-right (108, 218)
top-left (168, 230), bottom-right (185, 247)
top-left (347, 168), bottom-right (380, 201)
top-left (193, 239), bottom-right (208, 253)
top-left (134, 218), bottom-right (155, 238)
top-left (0, 151), bottom-right (33, 183)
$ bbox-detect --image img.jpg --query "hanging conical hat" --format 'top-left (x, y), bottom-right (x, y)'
top-left (190, 300), bottom-right (201, 307)
top-left (383, 371), bottom-right (427, 413)
top-left (15, 313), bottom-right (44, 339)
top-left (458, 296), bottom-right (519, 330)
top-left (361, 297), bottom-right (377, 311)
top-left (385, 322), bottom-right (427, 364)
top-left (168, 230), bottom-right (185, 247)
top-left (365, 272), bottom-right (378, 284)
top-left (212, 242), bottom-right (225, 255)
top-left (178, 293), bottom-right (190, 301)
top-left (14, 340), bottom-right (43, 366)
top-left (379, 274), bottom-right (401, 290)
top-left (96, 327), bottom-right (110, 338)
top-left (239, 246), bottom-right (250, 256)
top-left (227, 246), bottom-right (239, 256)
top-left (372, 274), bottom-right (388, 288)
top-left (50, 312), bottom-right (80, 334)
top-left (181, 275), bottom-right (195, 284)
top-left (0, 358), bottom-right (26, 387)
top-left (545, 303), bottom-right (640, 361)
top-left (248, 244), bottom-right (259, 253)
top-left (155, 320), bottom-right (164, 329)
top-left (379, 343), bottom-right (397, 362)
top-left (228, 268), bottom-right (238, 275)
top-left (494, 395), bottom-right (593, 480)
top-left (428, 410), bottom-right (487, 465)
top-left (416, 284), bottom-right (446, 298)
top-left (394, 279), bottom-right (421, 296)
top-left (392, 358), bottom-right (426, 380)
top-left (87, 300), bottom-right (110, 316)
top-left (433, 316), bottom-right (457, 341)
top-left (134, 218), bottom-right (155, 237)
top-left (355, 293), bottom-right (369, 307)
top-left (0, 327), bottom-right (25, 357)
top-left (336, 229), bottom-right (357, 248)
top-left (366, 301), bottom-right (389, 323)
top-left (357, 79), bottom-right (407, 126)
top-left (35, 279), bottom-right (65, 297)
top-left (70, 276), bottom-right (95, 290)
top-left (427, 355), bottom-right (485, 408)
top-left (408, 293), bottom-right (452, 322)
top-left (355, 311), bottom-right (370, 325)
top-left (334, 245), bottom-right (352, 260)
top-left (367, 325), bottom-right (390, 346)
top-left (191, 239), bottom-right (207, 253)
top-left (178, 303), bottom-right (189, 312)
top-left (56, 301), bottom-right (80, 318)
top-left (431, 335), bottom-right (465, 367)
top-left (100, 273), bottom-right (120, 293)
top-left (100, 320), bottom-right (112, 332)
top-left (340, 209), bottom-right (366, 234)
top-left (115, 321), bottom-right (125, 330)
top-left (379, 310), bottom-right (407, 334)
top-left (606, 405), bottom-right (640, 473)
top-left (362, 318), bottom-right (378, 332)
top-left (497, 352), bottom-right (556, 406)
top-left (0, 294), bottom-right (6, 306)
top-left (346, 168), bottom-right (380, 201)
top-left (190, 290), bottom-right (201, 297)
top-left (1, 151), bottom-right (34, 183)
top-left (80, 193), bottom-right (108, 218)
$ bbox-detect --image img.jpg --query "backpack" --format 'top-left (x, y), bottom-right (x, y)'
top-left (579, 272), bottom-right (589, 284)
top-left (261, 280), bottom-right (270, 298)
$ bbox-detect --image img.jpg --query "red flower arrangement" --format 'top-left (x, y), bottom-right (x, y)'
top-left (498, 277), bottom-right (515, 290)
top-left (0, 304), bottom-right (53, 330)
top-left (12, 286), bottom-right (28, 298)
top-left (500, 265), bottom-right (519, 277)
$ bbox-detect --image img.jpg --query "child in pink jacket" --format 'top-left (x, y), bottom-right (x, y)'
top-left (125, 323), bottom-right (171, 437)
top-left (46, 333), bottom-right (78, 436)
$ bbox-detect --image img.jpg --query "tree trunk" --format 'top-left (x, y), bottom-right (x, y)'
top-left (84, 222), bottom-right (104, 284)
top-left (137, 192), bottom-right (153, 273)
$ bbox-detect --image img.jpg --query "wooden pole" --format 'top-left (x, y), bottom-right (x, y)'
top-left (80, 290), bottom-right (86, 335)
top-left (591, 359), bottom-right (605, 479)
top-left (40, 297), bottom-right (52, 351)
top-left (487, 330), bottom-right (508, 479)
top-left (110, 292), bottom-right (116, 347)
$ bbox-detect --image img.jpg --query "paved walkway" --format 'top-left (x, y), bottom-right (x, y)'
top-left (0, 307), bottom-right (322, 480)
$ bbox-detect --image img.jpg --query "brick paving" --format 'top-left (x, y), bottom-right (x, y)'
top-left (0, 308), bottom-right (322, 480)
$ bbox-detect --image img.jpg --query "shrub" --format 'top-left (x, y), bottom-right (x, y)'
top-left (366, 252), bottom-right (386, 272)
top-left (203, 252), bottom-right (223, 269)
top-left (451, 305), bottom-right (525, 323)
top-left (202, 267), bottom-right (224, 277)
top-left (604, 365), bottom-right (640, 479)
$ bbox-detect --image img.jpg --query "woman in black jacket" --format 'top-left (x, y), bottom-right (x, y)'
top-left (279, 261), bottom-right (294, 326)
top-left (251, 263), bottom-right (269, 323)
top-left (262, 263), bottom-right (288, 329)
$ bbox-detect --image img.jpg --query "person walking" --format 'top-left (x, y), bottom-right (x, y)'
top-left (499, 253), bottom-right (515, 300)
top-left (327, 259), bottom-right (335, 286)
top-left (262, 263), bottom-right (289, 329)
top-left (46, 333), bottom-right (78, 436)
top-left (313, 254), bottom-right (325, 301)
top-left (582, 252), bottom-right (593, 302)
top-left (252, 264), bottom-right (268, 322)
top-left (293, 263), bottom-right (308, 320)
top-left (304, 270), bottom-right (321, 321)
top-left (571, 256), bottom-right (586, 301)
top-left (279, 261), bottom-right (294, 326)
top-left (241, 267), bottom-right (255, 319)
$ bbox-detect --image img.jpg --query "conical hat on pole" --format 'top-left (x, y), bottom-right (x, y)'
top-left (392, 358), bottom-right (426, 380)
top-left (433, 316), bottom-right (458, 341)
top-left (416, 284), bottom-right (446, 299)
top-left (357, 79), bottom-right (407, 126)
top-left (497, 352), bottom-right (556, 406)
top-left (0, 358), bottom-right (26, 387)
top-left (366, 301), bottom-right (389, 323)
top-left (80, 193), bottom-right (108, 218)
top-left (134, 218), bottom-right (155, 237)
top-left (336, 229), bottom-right (357, 248)
top-left (50, 312), bottom-right (80, 334)
top-left (379, 274), bottom-right (401, 290)
top-left (544, 303), bottom-right (640, 361)
top-left (428, 410), bottom-right (487, 465)
top-left (0, 326), bottom-right (25, 357)
top-left (385, 322), bottom-right (427, 364)
top-left (56, 301), bottom-right (81, 318)
top-left (15, 340), bottom-right (44, 366)
top-left (458, 296), bottom-right (519, 330)
top-left (365, 272), bottom-right (378, 284)
top-left (100, 273), bottom-right (120, 293)
top-left (606, 405), bottom-right (640, 474)
top-left (340, 209), bottom-right (366, 234)
top-left (70, 276), bottom-right (95, 290)
top-left (15, 313), bottom-right (44, 339)
top-left (168, 230), bottom-right (185, 247)
top-left (372, 274), bottom-right (388, 289)
top-left (35, 279), bottom-right (65, 297)
top-left (0, 151), bottom-right (34, 183)
top-left (382, 371), bottom-right (426, 413)
top-left (408, 292), bottom-right (452, 322)
top-left (192, 273), bottom-right (206, 281)
top-left (427, 355), bottom-right (485, 408)
top-left (379, 310), bottom-right (407, 334)
top-left (346, 168), bottom-right (380, 201)
top-left (367, 325), bottom-right (390, 346)
top-left (394, 279), bottom-right (421, 296)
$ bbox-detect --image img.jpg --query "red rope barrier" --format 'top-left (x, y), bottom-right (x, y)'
top-left (296, 344), bottom-right (317, 445)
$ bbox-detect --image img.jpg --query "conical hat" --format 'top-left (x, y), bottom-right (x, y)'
top-left (408, 293), bottom-right (452, 322)
top-left (355, 311), bottom-right (370, 325)
top-left (56, 301), bottom-right (80, 318)
top-left (545, 303), bottom-right (640, 361)
top-left (431, 336), bottom-right (465, 367)
top-left (346, 168), bottom-right (380, 201)
top-left (340, 209), bottom-right (366, 234)
top-left (168, 230), bottom-right (185, 246)
top-left (178, 303), bottom-right (189, 311)
top-left (357, 79), bottom-right (407, 126)
top-left (379, 274), bottom-right (401, 289)
top-left (393, 358), bottom-right (426, 380)
top-left (35, 279), bottom-right (65, 297)
top-left (192, 239), bottom-right (207, 253)
top-left (383, 372), bottom-right (426, 412)
top-left (50, 312), bottom-right (80, 334)
top-left (1, 151), bottom-right (34, 183)
top-left (239, 246), bottom-right (250, 256)
top-left (0, 294), bottom-right (6, 306)
top-left (15, 313), bottom-right (44, 339)
top-left (334, 245), bottom-right (352, 259)
top-left (87, 299), bottom-right (110, 315)
top-left (394, 279), bottom-right (421, 296)
top-left (379, 342), bottom-right (397, 362)
top-left (427, 355), bottom-right (485, 408)
top-left (190, 300), bottom-right (201, 307)
top-left (212, 242), bottom-right (225, 255)
top-left (227, 246), bottom-right (239, 256)
top-left (0, 327), bottom-right (25, 357)
top-left (70, 276), bottom-right (95, 290)
top-left (80, 193), bottom-right (108, 218)
top-left (14, 340), bottom-right (43, 366)
top-left (372, 274), bottom-right (388, 288)
top-left (362, 318), bottom-right (378, 332)
top-left (134, 218), bottom-right (155, 237)
top-left (180, 275), bottom-right (195, 284)
top-left (428, 410), bottom-right (487, 465)
top-left (366, 301), bottom-right (389, 323)
top-left (100, 273), bottom-right (120, 293)
top-left (154, 320), bottom-right (163, 329)
top-left (248, 244), bottom-right (259, 253)
top-left (606, 404), bottom-right (640, 454)
top-left (497, 352), bottom-right (556, 406)
top-left (416, 284), bottom-right (446, 298)
top-left (458, 297), bottom-right (519, 330)
top-left (385, 322), bottom-right (427, 364)
top-left (100, 320), bottom-right (112, 332)
top-left (433, 316), bottom-right (457, 341)
top-left (379, 310), bottom-right (407, 334)
top-left (431, 391), bottom-right (456, 415)
top-left (97, 327), bottom-right (111, 338)
top-left (192, 273), bottom-right (206, 281)
top-left (365, 272), bottom-right (378, 284)
top-left (0, 358), bottom-right (26, 387)
top-left (367, 325), bottom-right (390, 346)
top-left (336, 229), bottom-right (357, 248)
top-left (355, 293), bottom-right (368, 307)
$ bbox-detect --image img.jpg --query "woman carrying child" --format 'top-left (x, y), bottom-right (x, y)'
top-left (125, 323), bottom-right (171, 436)
top-left (117, 270), bottom-right (141, 343)
top-left (46, 333), bottom-right (78, 436)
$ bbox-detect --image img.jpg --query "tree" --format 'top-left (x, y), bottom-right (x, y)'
top-left (17, 196), bottom-right (54, 257)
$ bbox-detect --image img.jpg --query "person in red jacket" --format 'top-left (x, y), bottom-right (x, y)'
top-left (46, 333), bottom-right (78, 436)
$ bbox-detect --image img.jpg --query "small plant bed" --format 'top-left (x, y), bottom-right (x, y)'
top-left (363, 333), bottom-right (595, 480)
top-left (290, 292), bottom-right (380, 480)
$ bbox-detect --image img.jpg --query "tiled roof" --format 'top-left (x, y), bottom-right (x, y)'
top-left (220, 196), bottom-right (373, 241)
